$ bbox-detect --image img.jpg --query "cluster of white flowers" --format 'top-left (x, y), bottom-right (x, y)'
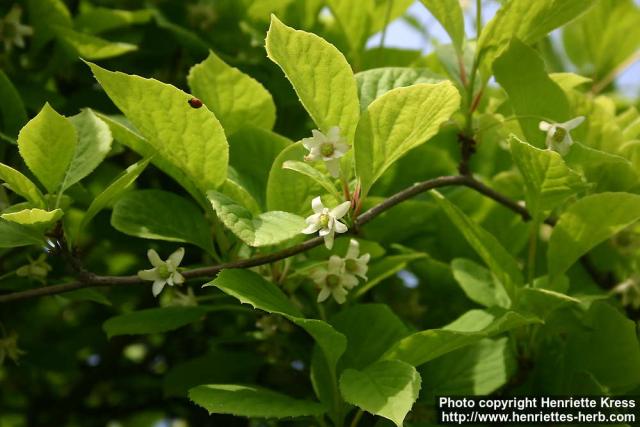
top-left (302, 196), bottom-right (350, 249)
top-left (311, 239), bottom-right (370, 304)
top-left (538, 116), bottom-right (585, 156)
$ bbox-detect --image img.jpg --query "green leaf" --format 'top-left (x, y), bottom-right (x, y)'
top-left (1, 208), bottom-right (63, 227)
top-left (0, 163), bottom-right (45, 207)
top-left (509, 136), bottom-right (584, 219)
top-left (565, 143), bottom-right (639, 192)
top-left (207, 269), bottom-right (347, 390)
top-left (0, 70), bottom-right (27, 137)
top-left (282, 160), bottom-right (341, 200)
top-left (267, 142), bottom-right (323, 215)
top-left (228, 126), bottom-right (291, 208)
top-left (382, 310), bottom-right (541, 366)
top-left (79, 158), bottom-right (150, 232)
top-left (432, 191), bottom-right (523, 297)
top-left (548, 192), bottom-right (640, 278)
top-left (339, 360), bottom-right (421, 427)
top-left (88, 62), bottom-right (228, 193)
top-left (355, 82), bottom-right (460, 194)
top-left (266, 15), bottom-right (359, 143)
top-left (187, 51), bottom-right (276, 135)
top-left (477, 0), bottom-right (595, 77)
top-left (17, 103), bottom-right (77, 193)
top-left (419, 0), bottom-right (464, 52)
top-left (326, 0), bottom-right (373, 53)
top-left (96, 114), bottom-right (205, 207)
top-left (189, 385), bottom-right (325, 418)
top-left (0, 218), bottom-right (45, 248)
top-left (220, 177), bottom-right (262, 215)
top-left (355, 67), bottom-right (442, 111)
top-left (493, 39), bottom-right (570, 147)
top-left (451, 258), bottom-right (511, 308)
top-left (103, 306), bottom-right (208, 338)
top-left (419, 338), bottom-right (515, 399)
top-left (111, 190), bottom-right (214, 253)
top-left (57, 28), bottom-right (137, 60)
top-left (60, 109), bottom-right (113, 191)
top-left (208, 191), bottom-right (305, 247)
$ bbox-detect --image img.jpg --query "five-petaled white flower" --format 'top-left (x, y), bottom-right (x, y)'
top-left (302, 197), bottom-right (351, 249)
top-left (138, 248), bottom-right (186, 297)
top-left (311, 256), bottom-right (358, 304)
top-left (538, 116), bottom-right (585, 155)
top-left (0, 6), bottom-right (33, 52)
top-left (302, 126), bottom-right (350, 177)
top-left (611, 274), bottom-right (640, 310)
top-left (343, 239), bottom-right (370, 280)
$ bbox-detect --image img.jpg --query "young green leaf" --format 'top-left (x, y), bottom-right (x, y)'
top-left (382, 310), bottom-right (541, 366)
top-left (189, 385), bottom-right (325, 418)
top-left (28, 0), bottom-right (72, 50)
top-left (79, 157), bottom-right (150, 232)
top-left (355, 82), bottom-right (460, 195)
top-left (266, 15), bottom-right (359, 143)
top-left (326, 0), bottom-right (374, 54)
top-left (419, 0), bottom-right (464, 53)
top-left (60, 109), bottom-right (113, 191)
top-left (1, 208), bottom-right (63, 227)
top-left (339, 360), bottom-right (421, 427)
top-left (57, 28), bottom-right (137, 60)
top-left (451, 258), bottom-right (511, 308)
top-left (97, 114), bottom-right (206, 208)
top-left (355, 67), bottom-right (442, 110)
top-left (208, 191), bottom-right (306, 247)
top-left (509, 136), bottom-right (585, 219)
top-left (187, 51), bottom-right (276, 135)
top-left (17, 103), bottom-right (77, 193)
top-left (282, 160), bottom-right (341, 200)
top-left (494, 39), bottom-right (570, 147)
top-left (267, 142), bottom-right (324, 215)
top-left (88, 62), bottom-right (228, 194)
top-left (111, 189), bottom-right (214, 253)
top-left (565, 143), bottom-right (639, 192)
top-left (0, 163), bottom-right (45, 207)
top-left (103, 306), bottom-right (208, 338)
top-left (477, 0), bottom-right (596, 77)
top-left (548, 192), bottom-right (640, 278)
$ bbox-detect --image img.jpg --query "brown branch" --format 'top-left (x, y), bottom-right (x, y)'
top-left (0, 174), bottom-right (608, 303)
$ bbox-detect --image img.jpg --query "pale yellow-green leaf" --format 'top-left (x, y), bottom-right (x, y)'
top-left (17, 103), bottom-right (77, 193)
top-left (266, 15), bottom-right (359, 143)
top-left (419, 0), bottom-right (465, 52)
top-left (208, 191), bottom-right (306, 247)
top-left (1, 208), bottom-right (63, 226)
top-left (187, 51), bottom-right (276, 135)
top-left (355, 82), bottom-right (460, 194)
top-left (0, 163), bottom-right (45, 207)
top-left (88, 62), bottom-right (228, 194)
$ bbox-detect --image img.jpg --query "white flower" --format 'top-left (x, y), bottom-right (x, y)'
top-left (311, 256), bottom-right (358, 304)
top-left (0, 6), bottom-right (33, 51)
top-left (343, 239), bottom-right (370, 280)
top-left (302, 196), bottom-right (351, 249)
top-left (137, 248), bottom-right (185, 297)
top-left (611, 274), bottom-right (640, 310)
top-left (302, 126), bottom-right (350, 177)
top-left (538, 116), bottom-right (585, 156)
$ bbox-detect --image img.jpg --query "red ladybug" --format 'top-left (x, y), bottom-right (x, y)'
top-left (188, 97), bottom-right (203, 108)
